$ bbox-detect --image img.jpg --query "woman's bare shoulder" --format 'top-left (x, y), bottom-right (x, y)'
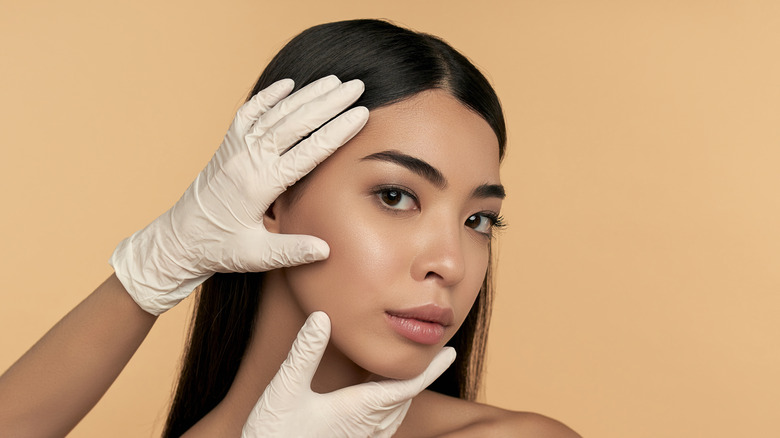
top-left (483, 411), bottom-right (582, 438)
top-left (396, 390), bottom-right (581, 438)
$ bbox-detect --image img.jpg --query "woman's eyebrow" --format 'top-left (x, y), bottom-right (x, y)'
top-left (472, 183), bottom-right (506, 200)
top-left (360, 150), bottom-right (447, 189)
top-left (360, 150), bottom-right (506, 200)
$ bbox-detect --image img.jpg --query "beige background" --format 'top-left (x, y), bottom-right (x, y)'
top-left (1, 0), bottom-right (778, 436)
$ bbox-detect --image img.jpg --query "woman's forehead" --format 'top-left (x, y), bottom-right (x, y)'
top-left (345, 90), bottom-right (501, 182)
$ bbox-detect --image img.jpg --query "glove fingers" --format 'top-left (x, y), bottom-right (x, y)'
top-left (250, 75), bottom-right (342, 141)
top-left (235, 78), bottom-right (296, 129)
top-left (274, 311), bottom-right (332, 393)
top-left (369, 347), bottom-right (457, 406)
top-left (272, 106), bottom-right (368, 187)
top-left (254, 233), bottom-right (330, 270)
top-left (216, 79), bottom-right (296, 161)
top-left (265, 79), bottom-right (365, 155)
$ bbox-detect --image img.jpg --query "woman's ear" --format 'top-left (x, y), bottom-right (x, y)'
top-left (264, 200), bottom-right (282, 233)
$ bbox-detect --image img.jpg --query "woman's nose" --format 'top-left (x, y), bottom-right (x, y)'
top-left (410, 220), bottom-right (466, 287)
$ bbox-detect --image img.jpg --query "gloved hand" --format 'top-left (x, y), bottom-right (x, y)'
top-left (110, 76), bottom-right (369, 315)
top-left (241, 312), bottom-right (457, 438)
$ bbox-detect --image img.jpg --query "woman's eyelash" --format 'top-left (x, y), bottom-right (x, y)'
top-left (469, 212), bottom-right (507, 238)
top-left (485, 213), bottom-right (506, 230)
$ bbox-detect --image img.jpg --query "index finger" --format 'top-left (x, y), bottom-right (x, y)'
top-left (361, 347), bottom-right (457, 406)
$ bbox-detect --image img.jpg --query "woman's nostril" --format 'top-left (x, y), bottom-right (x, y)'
top-left (425, 271), bottom-right (442, 280)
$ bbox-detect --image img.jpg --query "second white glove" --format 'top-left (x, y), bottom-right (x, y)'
top-left (241, 312), bottom-right (457, 438)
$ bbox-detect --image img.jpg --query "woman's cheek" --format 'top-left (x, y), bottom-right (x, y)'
top-left (452, 239), bottom-right (489, 318)
top-left (284, 210), bottom-right (407, 313)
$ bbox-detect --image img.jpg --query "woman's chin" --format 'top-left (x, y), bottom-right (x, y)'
top-left (359, 351), bottom-right (442, 381)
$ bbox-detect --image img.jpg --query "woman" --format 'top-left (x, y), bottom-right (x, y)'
top-left (0, 19), bottom-right (579, 437)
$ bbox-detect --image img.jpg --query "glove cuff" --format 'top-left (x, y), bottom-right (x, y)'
top-left (109, 222), bottom-right (210, 316)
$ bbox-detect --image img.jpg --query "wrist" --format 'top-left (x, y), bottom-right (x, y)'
top-left (109, 211), bottom-right (209, 316)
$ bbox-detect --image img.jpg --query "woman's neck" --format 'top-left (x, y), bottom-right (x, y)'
top-left (215, 268), bottom-right (376, 429)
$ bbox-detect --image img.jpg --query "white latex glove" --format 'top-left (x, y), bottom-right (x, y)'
top-left (241, 312), bottom-right (457, 438)
top-left (110, 76), bottom-right (369, 315)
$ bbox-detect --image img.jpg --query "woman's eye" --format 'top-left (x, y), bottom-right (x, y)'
top-left (465, 213), bottom-right (504, 235)
top-left (465, 214), bottom-right (491, 233)
top-left (377, 188), bottom-right (417, 211)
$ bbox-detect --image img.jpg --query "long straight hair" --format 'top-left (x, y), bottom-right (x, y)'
top-left (163, 19), bottom-right (506, 437)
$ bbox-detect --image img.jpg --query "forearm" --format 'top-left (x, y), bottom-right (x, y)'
top-left (0, 274), bottom-right (156, 437)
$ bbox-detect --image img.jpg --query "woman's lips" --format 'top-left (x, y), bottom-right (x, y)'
top-left (385, 304), bottom-right (454, 345)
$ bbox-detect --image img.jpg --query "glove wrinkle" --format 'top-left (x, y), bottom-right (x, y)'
top-left (110, 77), bottom-right (365, 315)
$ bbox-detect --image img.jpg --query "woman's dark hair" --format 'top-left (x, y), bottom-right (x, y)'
top-left (163, 19), bottom-right (506, 437)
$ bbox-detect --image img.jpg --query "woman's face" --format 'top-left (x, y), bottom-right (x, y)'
top-left (273, 89), bottom-right (504, 380)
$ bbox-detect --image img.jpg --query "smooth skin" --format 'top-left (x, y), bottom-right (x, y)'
top-left (189, 90), bottom-right (581, 437)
